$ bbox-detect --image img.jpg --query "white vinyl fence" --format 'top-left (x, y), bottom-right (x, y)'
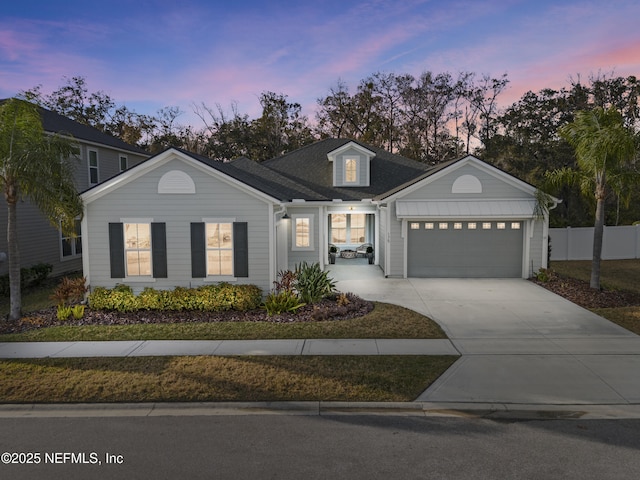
top-left (550, 225), bottom-right (640, 261)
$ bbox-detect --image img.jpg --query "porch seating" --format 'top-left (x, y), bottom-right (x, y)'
top-left (356, 243), bottom-right (373, 257)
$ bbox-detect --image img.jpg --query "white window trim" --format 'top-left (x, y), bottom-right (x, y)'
top-left (203, 217), bottom-right (236, 281)
top-left (88, 149), bottom-right (99, 185)
top-left (330, 212), bottom-right (367, 245)
top-left (292, 214), bottom-right (314, 251)
top-left (60, 218), bottom-right (82, 261)
top-left (121, 218), bottom-right (154, 280)
top-left (344, 156), bottom-right (359, 184)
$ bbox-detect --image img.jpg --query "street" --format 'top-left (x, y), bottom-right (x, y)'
top-left (1, 414), bottom-right (639, 479)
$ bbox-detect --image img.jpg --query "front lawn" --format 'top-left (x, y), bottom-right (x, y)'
top-left (0, 355), bottom-right (457, 403)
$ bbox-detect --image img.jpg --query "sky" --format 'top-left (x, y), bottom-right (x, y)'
top-left (1, 0), bottom-right (639, 126)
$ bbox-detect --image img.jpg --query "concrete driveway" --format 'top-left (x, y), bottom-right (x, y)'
top-left (333, 266), bottom-right (640, 405)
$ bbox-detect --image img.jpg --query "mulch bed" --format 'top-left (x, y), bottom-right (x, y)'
top-left (530, 271), bottom-right (640, 309)
top-left (0, 293), bottom-right (374, 336)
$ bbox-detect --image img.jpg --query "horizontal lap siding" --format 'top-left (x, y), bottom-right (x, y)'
top-left (287, 207), bottom-right (321, 268)
top-left (85, 159), bottom-right (272, 293)
top-left (401, 164), bottom-right (533, 201)
top-left (386, 201), bottom-right (405, 277)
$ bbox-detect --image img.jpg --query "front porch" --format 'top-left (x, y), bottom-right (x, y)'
top-left (326, 257), bottom-right (384, 282)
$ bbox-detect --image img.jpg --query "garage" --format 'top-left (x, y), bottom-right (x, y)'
top-left (407, 220), bottom-right (524, 278)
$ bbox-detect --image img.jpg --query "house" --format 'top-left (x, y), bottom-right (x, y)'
top-left (0, 103), bottom-right (150, 277)
top-left (80, 139), bottom-right (557, 294)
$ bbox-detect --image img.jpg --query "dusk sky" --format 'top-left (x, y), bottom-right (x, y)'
top-left (2, 0), bottom-right (639, 125)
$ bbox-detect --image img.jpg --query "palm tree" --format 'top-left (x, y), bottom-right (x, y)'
top-left (0, 98), bottom-right (83, 321)
top-left (549, 107), bottom-right (637, 289)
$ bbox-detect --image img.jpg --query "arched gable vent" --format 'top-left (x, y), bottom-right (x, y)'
top-left (451, 174), bottom-right (482, 194)
top-left (158, 170), bottom-right (196, 194)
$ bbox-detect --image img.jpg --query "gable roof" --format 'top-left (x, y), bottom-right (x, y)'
top-left (0, 99), bottom-right (149, 156)
top-left (374, 154), bottom-right (546, 202)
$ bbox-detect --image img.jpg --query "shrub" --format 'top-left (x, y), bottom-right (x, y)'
top-left (0, 263), bottom-right (53, 297)
top-left (87, 283), bottom-right (262, 312)
top-left (71, 305), bottom-right (85, 319)
top-left (295, 262), bottom-right (336, 304)
top-left (263, 290), bottom-right (306, 316)
top-left (56, 305), bottom-right (72, 321)
top-left (50, 276), bottom-right (87, 306)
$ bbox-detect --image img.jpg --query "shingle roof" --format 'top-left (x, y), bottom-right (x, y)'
top-left (38, 106), bottom-right (149, 155)
top-left (261, 138), bottom-right (432, 201)
top-left (0, 99), bottom-right (148, 155)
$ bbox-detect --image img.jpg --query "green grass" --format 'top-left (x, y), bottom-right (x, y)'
top-left (0, 355), bottom-right (457, 403)
top-left (552, 259), bottom-right (640, 335)
top-left (1, 302), bottom-right (446, 342)
top-left (551, 259), bottom-right (640, 293)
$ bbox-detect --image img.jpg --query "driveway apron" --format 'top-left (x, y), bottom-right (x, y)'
top-left (335, 273), bottom-right (640, 405)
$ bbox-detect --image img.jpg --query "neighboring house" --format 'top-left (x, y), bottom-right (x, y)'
top-left (80, 139), bottom-right (558, 294)
top-left (0, 102), bottom-right (150, 277)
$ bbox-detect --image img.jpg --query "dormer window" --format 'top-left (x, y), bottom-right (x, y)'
top-left (344, 157), bottom-right (358, 183)
top-left (327, 141), bottom-right (374, 187)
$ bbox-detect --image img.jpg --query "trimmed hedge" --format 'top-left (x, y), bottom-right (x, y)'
top-left (88, 283), bottom-right (263, 313)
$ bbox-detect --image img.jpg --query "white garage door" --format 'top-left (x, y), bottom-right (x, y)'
top-left (407, 220), bottom-right (523, 277)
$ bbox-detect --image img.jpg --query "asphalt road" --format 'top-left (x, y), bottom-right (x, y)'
top-left (1, 414), bottom-right (639, 479)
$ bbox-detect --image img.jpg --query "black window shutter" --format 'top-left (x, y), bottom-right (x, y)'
top-left (233, 222), bottom-right (249, 278)
top-left (108, 223), bottom-right (125, 278)
top-left (151, 223), bottom-right (168, 278)
top-left (191, 222), bottom-right (206, 278)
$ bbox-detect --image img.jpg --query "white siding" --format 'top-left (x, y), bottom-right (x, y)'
top-left (85, 158), bottom-right (272, 293)
top-left (401, 164), bottom-right (533, 201)
top-left (0, 141), bottom-right (147, 278)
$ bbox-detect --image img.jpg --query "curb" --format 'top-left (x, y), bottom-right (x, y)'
top-left (1, 401), bottom-right (640, 420)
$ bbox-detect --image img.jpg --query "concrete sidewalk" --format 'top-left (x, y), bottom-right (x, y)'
top-left (0, 338), bottom-right (459, 359)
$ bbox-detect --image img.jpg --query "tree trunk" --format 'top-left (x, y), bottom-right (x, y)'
top-left (590, 188), bottom-right (606, 290)
top-left (7, 196), bottom-right (21, 321)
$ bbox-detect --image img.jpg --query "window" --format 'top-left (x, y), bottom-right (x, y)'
top-left (124, 223), bottom-right (151, 276)
top-left (482, 222), bottom-right (492, 230)
top-left (88, 150), bottom-right (99, 184)
top-left (410, 223), bottom-right (420, 230)
top-left (468, 222), bottom-right (477, 230)
top-left (350, 214), bottom-right (365, 243)
top-left (331, 214), bottom-right (346, 243)
top-left (293, 215), bottom-right (314, 250)
top-left (497, 222), bottom-right (506, 230)
top-left (344, 157), bottom-right (358, 183)
top-left (206, 223), bottom-right (233, 276)
top-left (61, 219), bottom-right (82, 258)
top-left (425, 223), bottom-right (434, 230)
top-left (330, 213), bottom-right (366, 244)
top-left (454, 222), bottom-right (463, 230)
top-left (119, 155), bottom-right (128, 172)
top-left (511, 222), bottom-right (521, 230)
top-left (439, 222), bottom-right (448, 230)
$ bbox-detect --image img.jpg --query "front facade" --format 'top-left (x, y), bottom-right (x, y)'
top-left (81, 139), bottom-right (557, 294)
top-left (0, 104), bottom-right (149, 277)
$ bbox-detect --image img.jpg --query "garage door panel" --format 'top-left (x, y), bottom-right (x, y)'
top-left (407, 221), bottom-right (523, 278)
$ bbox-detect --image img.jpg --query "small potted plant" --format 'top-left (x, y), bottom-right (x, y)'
top-left (366, 246), bottom-right (374, 264)
top-left (329, 245), bottom-right (338, 264)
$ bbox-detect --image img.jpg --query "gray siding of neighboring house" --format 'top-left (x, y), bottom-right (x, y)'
top-left (84, 157), bottom-right (273, 294)
top-left (0, 142), bottom-right (147, 278)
